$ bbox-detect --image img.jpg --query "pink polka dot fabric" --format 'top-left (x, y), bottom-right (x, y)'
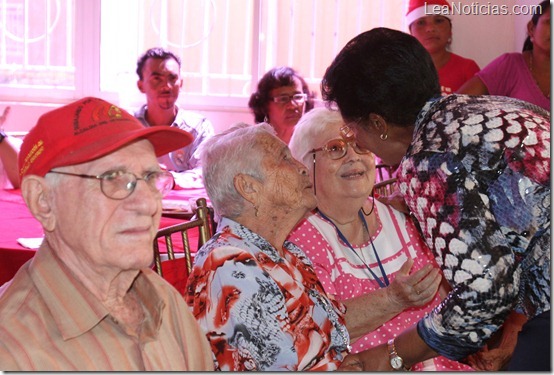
top-left (288, 199), bottom-right (473, 371)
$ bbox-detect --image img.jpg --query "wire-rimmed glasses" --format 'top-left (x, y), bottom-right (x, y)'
top-left (48, 169), bottom-right (174, 200)
top-left (308, 125), bottom-right (370, 194)
top-left (309, 138), bottom-right (371, 160)
top-left (270, 93), bottom-right (308, 105)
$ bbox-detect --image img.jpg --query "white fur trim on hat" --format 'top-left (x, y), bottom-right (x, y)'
top-left (406, 0), bottom-right (452, 26)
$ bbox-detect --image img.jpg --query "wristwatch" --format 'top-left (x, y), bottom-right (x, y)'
top-left (388, 338), bottom-right (411, 371)
top-left (0, 130), bottom-right (6, 143)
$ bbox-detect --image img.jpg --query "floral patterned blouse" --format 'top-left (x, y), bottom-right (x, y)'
top-left (185, 217), bottom-right (350, 371)
top-left (398, 94), bottom-right (550, 360)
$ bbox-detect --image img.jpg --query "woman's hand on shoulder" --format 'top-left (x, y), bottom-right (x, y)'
top-left (386, 258), bottom-right (442, 310)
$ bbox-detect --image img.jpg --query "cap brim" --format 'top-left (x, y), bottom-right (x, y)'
top-left (49, 126), bottom-right (193, 172)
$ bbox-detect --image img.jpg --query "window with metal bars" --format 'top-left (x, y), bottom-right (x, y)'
top-left (0, 0), bottom-right (405, 108)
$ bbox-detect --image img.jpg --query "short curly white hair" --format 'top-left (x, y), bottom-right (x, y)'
top-left (201, 122), bottom-right (277, 219)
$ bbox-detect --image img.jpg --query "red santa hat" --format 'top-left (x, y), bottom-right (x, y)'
top-left (406, 0), bottom-right (452, 26)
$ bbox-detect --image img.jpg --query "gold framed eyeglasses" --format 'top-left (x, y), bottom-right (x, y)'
top-left (308, 125), bottom-right (370, 194)
top-left (270, 93), bottom-right (307, 105)
top-left (48, 169), bottom-right (174, 200)
top-left (309, 126), bottom-right (370, 160)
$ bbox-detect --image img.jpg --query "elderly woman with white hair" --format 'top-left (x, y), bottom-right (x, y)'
top-left (185, 123), bottom-right (351, 371)
top-left (287, 107), bottom-right (473, 371)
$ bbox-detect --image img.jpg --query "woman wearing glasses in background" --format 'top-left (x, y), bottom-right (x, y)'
top-left (248, 66), bottom-right (316, 144)
top-left (288, 107), bottom-right (474, 371)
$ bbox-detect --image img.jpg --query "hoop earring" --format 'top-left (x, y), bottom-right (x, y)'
top-left (361, 189), bottom-right (375, 216)
top-left (263, 116), bottom-right (269, 123)
top-left (380, 133), bottom-right (388, 141)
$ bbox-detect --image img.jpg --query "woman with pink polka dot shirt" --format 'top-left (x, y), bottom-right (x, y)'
top-left (288, 107), bottom-right (473, 371)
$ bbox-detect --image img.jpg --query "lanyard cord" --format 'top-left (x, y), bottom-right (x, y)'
top-left (317, 209), bottom-right (390, 288)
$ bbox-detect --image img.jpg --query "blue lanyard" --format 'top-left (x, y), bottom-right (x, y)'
top-left (317, 209), bottom-right (390, 288)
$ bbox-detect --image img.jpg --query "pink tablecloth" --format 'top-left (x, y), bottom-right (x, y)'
top-left (0, 188), bottom-right (210, 286)
top-left (0, 190), bottom-right (42, 285)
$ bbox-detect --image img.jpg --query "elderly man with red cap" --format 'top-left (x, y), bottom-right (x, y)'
top-left (406, 0), bottom-right (480, 95)
top-left (0, 97), bottom-right (215, 371)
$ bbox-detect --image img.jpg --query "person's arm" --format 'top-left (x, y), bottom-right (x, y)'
top-left (456, 75), bottom-right (489, 95)
top-left (401, 150), bottom-right (520, 361)
top-left (0, 135), bottom-right (21, 188)
top-left (188, 117), bottom-right (215, 170)
top-left (171, 167), bottom-right (205, 189)
top-left (340, 324), bottom-right (438, 370)
top-left (342, 258), bottom-right (441, 342)
top-left (463, 310), bottom-right (528, 370)
top-left (0, 106), bottom-right (20, 189)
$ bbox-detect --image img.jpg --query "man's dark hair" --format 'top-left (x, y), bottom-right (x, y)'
top-left (136, 47), bottom-right (182, 80)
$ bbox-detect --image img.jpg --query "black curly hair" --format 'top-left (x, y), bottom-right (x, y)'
top-left (321, 27), bottom-right (440, 127)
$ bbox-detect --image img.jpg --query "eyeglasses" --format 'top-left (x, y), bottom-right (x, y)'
top-left (309, 125), bottom-right (370, 194)
top-left (309, 138), bottom-right (370, 160)
top-left (270, 93), bottom-right (308, 105)
top-left (309, 125), bottom-right (370, 160)
top-left (48, 170), bottom-right (174, 200)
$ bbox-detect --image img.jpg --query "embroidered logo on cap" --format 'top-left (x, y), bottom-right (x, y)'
top-left (74, 100), bottom-right (125, 136)
top-left (20, 139), bottom-right (45, 176)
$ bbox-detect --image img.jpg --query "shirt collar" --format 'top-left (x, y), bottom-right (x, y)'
top-left (30, 245), bottom-right (164, 341)
top-left (136, 104), bottom-right (185, 129)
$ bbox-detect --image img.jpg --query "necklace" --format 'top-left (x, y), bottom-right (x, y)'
top-left (529, 53), bottom-right (550, 98)
top-left (317, 209), bottom-right (390, 288)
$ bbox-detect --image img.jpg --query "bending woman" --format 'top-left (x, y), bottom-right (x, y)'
top-left (321, 27), bottom-right (550, 371)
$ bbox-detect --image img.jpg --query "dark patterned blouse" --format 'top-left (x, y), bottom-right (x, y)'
top-left (397, 94), bottom-right (550, 360)
top-left (185, 217), bottom-right (350, 371)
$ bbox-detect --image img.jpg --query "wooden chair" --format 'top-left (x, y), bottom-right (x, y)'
top-left (375, 163), bottom-right (396, 182)
top-left (153, 197), bottom-right (213, 278)
top-left (373, 177), bottom-right (398, 197)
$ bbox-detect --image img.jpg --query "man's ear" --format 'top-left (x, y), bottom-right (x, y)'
top-left (21, 176), bottom-right (56, 232)
top-left (137, 79), bottom-right (145, 94)
top-left (233, 173), bottom-right (261, 206)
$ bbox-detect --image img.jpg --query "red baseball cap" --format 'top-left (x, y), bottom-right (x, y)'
top-left (19, 97), bottom-right (193, 178)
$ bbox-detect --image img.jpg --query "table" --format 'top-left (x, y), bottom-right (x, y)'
top-left (0, 187), bottom-right (211, 286)
top-left (0, 190), bottom-right (41, 285)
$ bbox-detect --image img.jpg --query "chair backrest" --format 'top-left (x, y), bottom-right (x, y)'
top-left (153, 197), bottom-right (213, 278)
top-left (373, 177), bottom-right (398, 197)
top-left (375, 163), bottom-right (396, 182)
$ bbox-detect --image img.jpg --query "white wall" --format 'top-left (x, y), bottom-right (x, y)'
top-left (446, 0), bottom-right (540, 68)
top-left (0, 0), bottom-right (542, 135)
